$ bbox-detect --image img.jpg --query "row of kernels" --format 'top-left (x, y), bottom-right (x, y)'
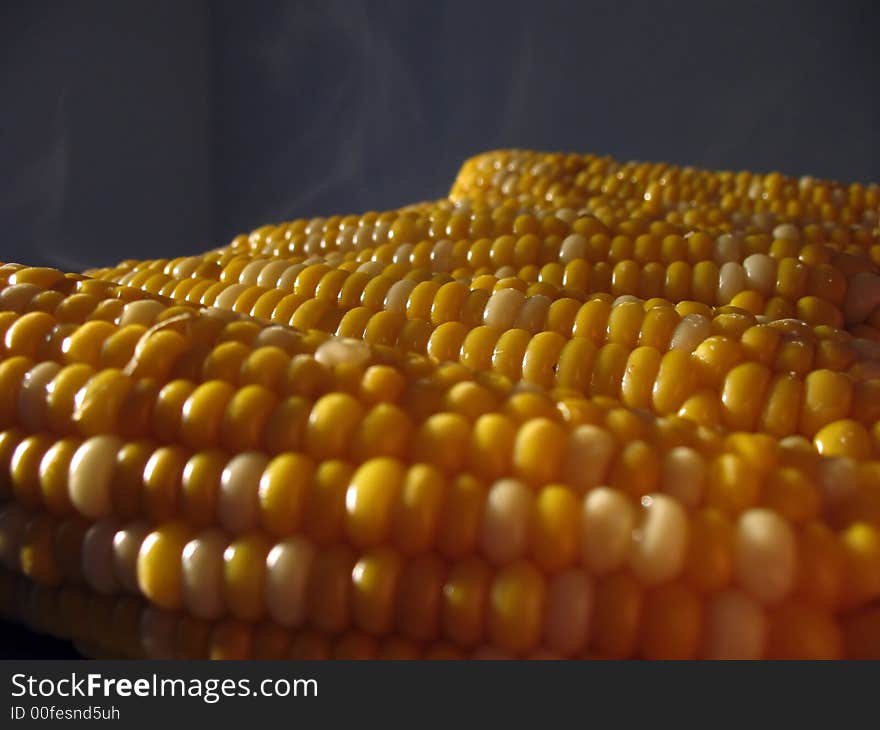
top-left (481, 256), bottom-right (848, 324)
top-left (115, 509), bottom-right (766, 652)
top-left (93, 216), bottom-right (876, 324)
top-left (158, 510), bottom-right (874, 656)
top-left (0, 348), bottom-right (878, 490)
top-left (108, 250), bottom-right (231, 288)
top-left (1, 327), bottom-right (433, 442)
top-left (0, 404), bottom-right (820, 540)
top-left (448, 321), bottom-right (880, 437)
top-left (0, 497), bottom-right (859, 659)
top-left (6, 568), bottom-right (847, 660)
top-left (6, 424), bottom-right (868, 579)
top-left (227, 205), bottom-right (576, 259)
top-left (6, 315), bottom-right (880, 456)
top-left (453, 149), bottom-right (878, 217)
top-left (1, 509), bottom-right (583, 654)
top-left (233, 190), bottom-right (877, 267)
top-left (0, 279), bottom-right (161, 330)
top-left (575, 189), bottom-right (875, 239)
top-left (222, 226), bottom-right (873, 305)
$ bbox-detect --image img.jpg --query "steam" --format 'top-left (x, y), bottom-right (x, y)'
top-left (499, 8), bottom-right (535, 144)
top-left (241, 0), bottom-right (427, 224)
top-left (0, 89), bottom-right (70, 267)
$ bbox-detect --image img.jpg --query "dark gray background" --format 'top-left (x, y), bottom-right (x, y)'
top-left (2, 0), bottom-right (879, 272)
top-left (0, 0), bottom-right (878, 657)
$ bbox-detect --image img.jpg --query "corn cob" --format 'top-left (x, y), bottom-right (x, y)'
top-left (89, 190), bottom-right (880, 327)
top-left (3, 270), bottom-right (880, 444)
top-left (89, 236), bottom-right (880, 330)
top-left (2, 149), bottom-right (880, 660)
top-left (452, 150), bottom-right (880, 227)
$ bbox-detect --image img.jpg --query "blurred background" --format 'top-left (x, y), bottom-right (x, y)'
top-left (0, 0), bottom-right (878, 656)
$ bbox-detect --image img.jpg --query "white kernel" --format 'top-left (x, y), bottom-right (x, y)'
top-left (201, 306), bottom-right (241, 324)
top-left (19, 362), bottom-right (61, 432)
top-left (580, 487), bottom-right (635, 575)
top-left (717, 261), bottom-right (746, 304)
top-left (112, 521), bottom-right (151, 593)
top-left (559, 234), bottom-right (588, 265)
top-left (714, 234), bottom-right (744, 264)
top-left (335, 228), bottom-right (355, 251)
top-left (629, 493), bottom-right (689, 585)
top-left (82, 519), bottom-right (121, 595)
top-left (352, 226), bottom-right (373, 250)
top-left (255, 259), bottom-right (293, 289)
top-left (0, 283), bottom-right (40, 312)
top-left (218, 453), bottom-right (268, 534)
top-left (772, 223), bottom-right (800, 241)
top-left (514, 295), bottom-right (551, 333)
top-left (181, 529), bottom-right (228, 620)
top-left (483, 288), bottom-right (527, 331)
top-left (392, 243), bottom-right (414, 265)
top-left (661, 447), bottom-right (706, 508)
top-left (430, 240), bottom-right (455, 272)
top-left (612, 295), bottom-right (642, 307)
top-left (384, 279), bottom-right (418, 314)
top-left (172, 256), bottom-right (203, 279)
top-left (372, 221), bottom-right (392, 244)
top-left (563, 425), bottom-right (615, 492)
top-left (352, 219), bottom-right (379, 244)
top-left (356, 261), bottom-right (384, 277)
top-left (482, 479), bottom-right (533, 565)
top-left (314, 336), bottom-right (371, 368)
top-left (778, 434), bottom-right (813, 452)
top-left (302, 233), bottom-right (323, 256)
top-left (266, 536), bottom-right (317, 628)
top-left (743, 254), bottom-right (777, 296)
top-left (555, 208), bottom-right (577, 224)
top-left (276, 263), bottom-right (308, 290)
top-left (69, 436), bottom-right (122, 519)
top-left (254, 325), bottom-right (299, 351)
top-left (213, 283), bottom-right (250, 310)
top-left (237, 259), bottom-right (270, 286)
top-left (670, 314), bottom-right (712, 352)
top-left (734, 508), bottom-right (797, 604)
top-left (117, 300), bottom-right (165, 327)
